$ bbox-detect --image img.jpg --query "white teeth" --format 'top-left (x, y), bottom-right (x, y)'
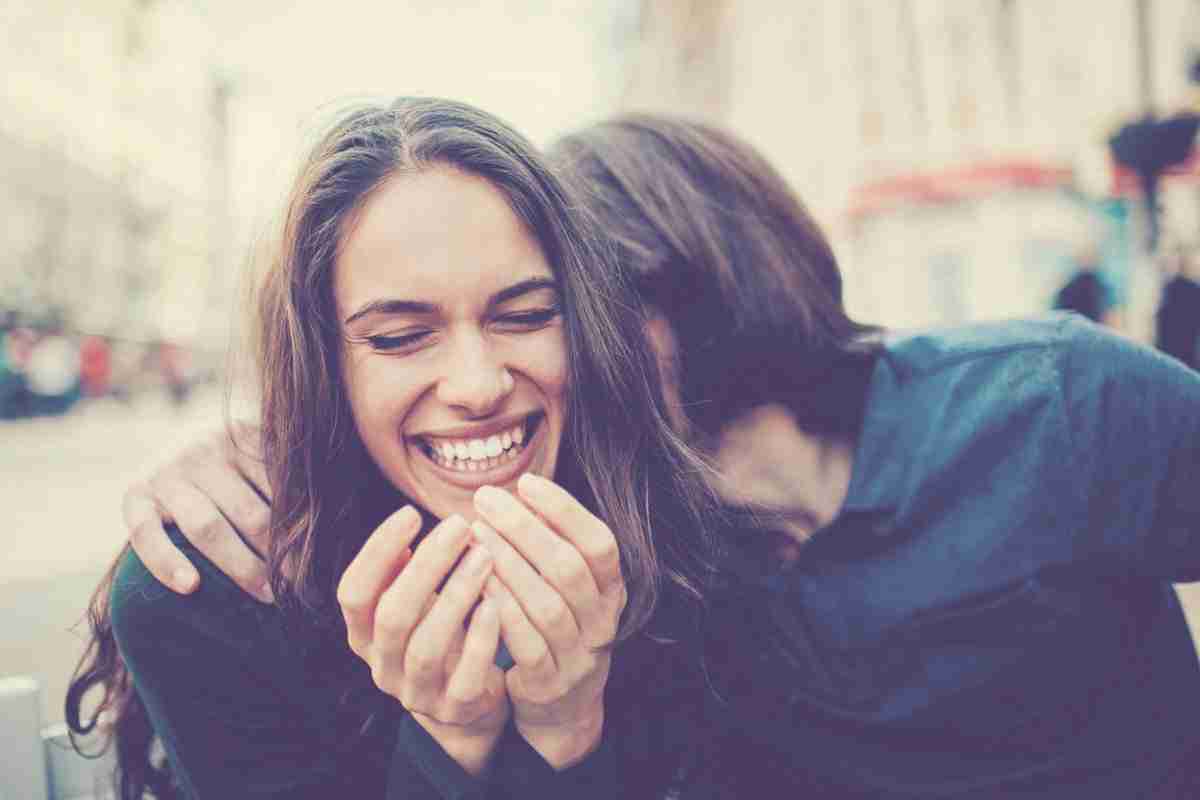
top-left (424, 419), bottom-right (533, 471)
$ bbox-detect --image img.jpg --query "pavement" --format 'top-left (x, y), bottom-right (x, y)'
top-left (1, 387), bottom-right (228, 724)
top-left (2, 389), bottom-right (1199, 726)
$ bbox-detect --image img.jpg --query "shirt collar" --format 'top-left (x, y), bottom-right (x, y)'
top-left (839, 349), bottom-right (910, 515)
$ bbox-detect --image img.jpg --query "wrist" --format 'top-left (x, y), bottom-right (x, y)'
top-left (517, 705), bottom-right (605, 770)
top-left (412, 712), bottom-right (506, 777)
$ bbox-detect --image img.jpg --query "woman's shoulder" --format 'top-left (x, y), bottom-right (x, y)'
top-left (110, 528), bottom-right (271, 658)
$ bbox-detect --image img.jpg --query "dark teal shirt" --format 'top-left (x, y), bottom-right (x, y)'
top-left (703, 314), bottom-right (1200, 797)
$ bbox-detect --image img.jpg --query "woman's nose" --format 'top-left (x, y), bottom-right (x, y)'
top-left (435, 335), bottom-right (515, 416)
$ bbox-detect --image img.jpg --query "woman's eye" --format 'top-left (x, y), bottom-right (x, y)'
top-left (366, 331), bottom-right (431, 352)
top-left (495, 308), bottom-right (560, 330)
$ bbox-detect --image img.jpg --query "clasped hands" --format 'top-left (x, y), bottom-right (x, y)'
top-left (336, 473), bottom-right (627, 774)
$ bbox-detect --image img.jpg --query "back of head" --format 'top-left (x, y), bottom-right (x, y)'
top-left (550, 114), bottom-right (879, 441)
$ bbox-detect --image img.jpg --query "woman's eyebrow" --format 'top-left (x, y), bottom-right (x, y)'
top-left (488, 277), bottom-right (559, 309)
top-left (344, 299), bottom-right (437, 327)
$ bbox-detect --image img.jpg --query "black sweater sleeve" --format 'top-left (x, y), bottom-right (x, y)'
top-left (110, 543), bottom-right (458, 799)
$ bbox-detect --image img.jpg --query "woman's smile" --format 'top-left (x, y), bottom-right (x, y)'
top-left (410, 411), bottom-right (546, 489)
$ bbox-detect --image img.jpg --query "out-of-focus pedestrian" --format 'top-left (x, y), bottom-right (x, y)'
top-left (1052, 248), bottom-right (1117, 326)
top-left (1156, 247), bottom-right (1200, 370)
top-left (79, 335), bottom-right (113, 398)
top-left (25, 326), bottom-right (80, 415)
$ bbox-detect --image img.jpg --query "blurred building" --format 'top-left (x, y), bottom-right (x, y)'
top-left (1, 1), bottom-right (234, 350)
top-left (620, 0), bottom-right (1200, 339)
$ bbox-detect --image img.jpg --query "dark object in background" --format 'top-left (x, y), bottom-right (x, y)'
top-left (1156, 274), bottom-right (1200, 370)
top-left (1109, 113), bottom-right (1200, 249)
top-left (1053, 269), bottom-right (1112, 323)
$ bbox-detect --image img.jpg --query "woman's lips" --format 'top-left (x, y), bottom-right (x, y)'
top-left (416, 413), bottom-right (543, 488)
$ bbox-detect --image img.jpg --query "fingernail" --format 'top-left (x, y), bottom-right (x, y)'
top-left (463, 545), bottom-right (493, 574)
top-left (473, 485), bottom-right (504, 514)
top-left (440, 515), bottom-right (472, 543)
top-left (394, 505), bottom-right (420, 528)
top-left (173, 568), bottom-right (199, 593)
top-left (517, 472), bottom-right (550, 496)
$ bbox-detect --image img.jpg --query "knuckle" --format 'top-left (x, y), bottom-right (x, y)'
top-left (374, 608), bottom-right (415, 640)
top-left (531, 595), bottom-right (571, 630)
top-left (233, 499), bottom-right (265, 528)
top-left (527, 646), bottom-right (554, 675)
top-left (192, 515), bottom-right (225, 545)
top-left (584, 537), bottom-right (619, 570)
top-left (405, 643), bottom-right (443, 677)
top-left (129, 518), bottom-right (161, 548)
top-left (335, 581), bottom-right (366, 615)
top-left (370, 663), bottom-right (396, 696)
top-left (546, 555), bottom-right (588, 593)
top-left (443, 682), bottom-right (479, 708)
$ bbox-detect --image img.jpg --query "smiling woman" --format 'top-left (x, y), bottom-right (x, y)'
top-left (65, 98), bottom-right (718, 799)
top-left (336, 169), bottom-right (568, 521)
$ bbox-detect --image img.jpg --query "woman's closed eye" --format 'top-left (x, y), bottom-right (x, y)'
top-left (493, 307), bottom-right (560, 331)
top-left (355, 308), bottom-right (558, 353)
top-left (365, 330), bottom-right (433, 352)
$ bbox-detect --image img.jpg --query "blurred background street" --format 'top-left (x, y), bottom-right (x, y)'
top-left (6, 0), bottom-right (1200, 730)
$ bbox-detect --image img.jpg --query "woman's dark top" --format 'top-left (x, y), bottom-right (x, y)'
top-left (111, 513), bottom-right (739, 799)
top-left (113, 314), bottom-right (1200, 798)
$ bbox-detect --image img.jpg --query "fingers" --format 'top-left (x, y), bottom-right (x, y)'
top-left (444, 600), bottom-right (504, 706)
top-left (473, 486), bottom-right (602, 630)
top-left (183, 452), bottom-right (272, 559)
top-left (123, 487), bottom-right (200, 595)
top-left (370, 516), bottom-right (473, 670)
top-left (139, 471), bottom-right (274, 602)
top-left (471, 520), bottom-right (581, 654)
top-left (513, 474), bottom-right (623, 593)
top-left (338, 506), bottom-right (421, 653)
top-left (225, 421), bottom-right (272, 501)
top-left (483, 575), bottom-right (555, 682)
top-left (405, 545), bottom-right (494, 684)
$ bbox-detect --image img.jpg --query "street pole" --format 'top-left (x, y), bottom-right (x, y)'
top-left (1135, 0), bottom-right (1156, 117)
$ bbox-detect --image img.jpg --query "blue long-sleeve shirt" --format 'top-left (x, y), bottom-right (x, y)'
top-left (703, 313), bottom-right (1200, 797)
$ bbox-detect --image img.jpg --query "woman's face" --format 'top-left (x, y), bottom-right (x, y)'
top-left (335, 167), bottom-right (568, 522)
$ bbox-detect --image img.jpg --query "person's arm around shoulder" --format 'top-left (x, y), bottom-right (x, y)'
top-left (123, 421), bottom-right (274, 602)
top-left (1058, 317), bottom-right (1200, 579)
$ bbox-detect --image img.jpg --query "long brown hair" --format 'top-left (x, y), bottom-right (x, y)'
top-left (66, 98), bottom-right (718, 798)
top-left (551, 114), bottom-right (882, 442)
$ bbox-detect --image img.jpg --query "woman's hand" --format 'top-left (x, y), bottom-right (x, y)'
top-left (338, 508), bottom-right (509, 776)
top-left (123, 422), bottom-right (274, 602)
top-left (470, 474), bottom-right (627, 769)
